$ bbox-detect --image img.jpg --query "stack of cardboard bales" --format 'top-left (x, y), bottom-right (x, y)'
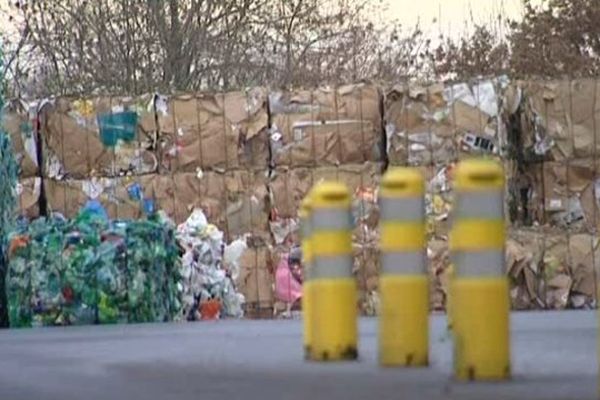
top-left (508, 79), bottom-right (599, 309)
top-left (11, 77), bottom-right (600, 317)
top-left (37, 90), bottom-right (274, 317)
top-left (268, 83), bottom-right (384, 315)
top-left (385, 77), bottom-right (511, 311)
top-left (2, 100), bottom-right (42, 219)
top-left (154, 90), bottom-right (273, 317)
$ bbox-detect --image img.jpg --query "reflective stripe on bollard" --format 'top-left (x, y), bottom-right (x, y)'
top-left (450, 159), bottom-right (510, 381)
top-left (378, 167), bottom-right (428, 367)
top-left (310, 181), bottom-right (358, 362)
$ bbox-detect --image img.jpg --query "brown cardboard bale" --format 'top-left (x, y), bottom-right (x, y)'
top-left (268, 163), bottom-right (382, 246)
top-left (518, 79), bottom-right (600, 161)
top-left (45, 175), bottom-right (154, 219)
top-left (269, 83), bottom-right (383, 167)
top-left (152, 170), bottom-right (269, 240)
top-left (40, 95), bottom-right (157, 178)
top-left (528, 160), bottom-right (600, 232)
top-left (156, 88), bottom-right (269, 172)
top-left (385, 79), bottom-right (508, 166)
top-left (353, 244), bottom-right (381, 316)
top-left (3, 100), bottom-right (39, 178)
top-left (506, 229), bottom-right (546, 309)
top-left (237, 244), bottom-right (274, 314)
top-left (15, 178), bottom-right (42, 219)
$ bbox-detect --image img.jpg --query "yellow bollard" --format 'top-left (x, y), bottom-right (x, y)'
top-left (310, 181), bottom-right (358, 361)
top-left (300, 193), bottom-right (314, 360)
top-left (450, 158), bottom-right (510, 381)
top-left (378, 167), bottom-right (428, 367)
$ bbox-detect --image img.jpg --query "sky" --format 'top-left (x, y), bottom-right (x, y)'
top-left (381, 0), bottom-right (543, 39)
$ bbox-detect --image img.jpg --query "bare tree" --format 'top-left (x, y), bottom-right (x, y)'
top-left (1, 0), bottom-right (433, 95)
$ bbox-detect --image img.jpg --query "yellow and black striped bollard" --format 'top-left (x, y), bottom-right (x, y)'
top-left (310, 181), bottom-right (358, 361)
top-left (450, 159), bottom-right (510, 381)
top-left (378, 167), bottom-right (428, 367)
top-left (300, 193), bottom-right (314, 360)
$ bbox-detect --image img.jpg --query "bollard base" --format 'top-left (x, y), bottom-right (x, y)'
top-left (378, 275), bottom-right (429, 367)
top-left (451, 277), bottom-right (510, 381)
top-left (311, 279), bottom-right (358, 362)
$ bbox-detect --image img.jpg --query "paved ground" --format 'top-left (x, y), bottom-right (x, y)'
top-left (0, 311), bottom-right (596, 400)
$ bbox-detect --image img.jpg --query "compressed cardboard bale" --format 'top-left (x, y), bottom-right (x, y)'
top-left (385, 83), bottom-right (456, 165)
top-left (40, 95), bottom-right (158, 179)
top-left (506, 229), bottom-right (546, 309)
top-left (156, 88), bottom-right (269, 172)
top-left (385, 78), bottom-right (509, 166)
top-left (237, 240), bottom-right (274, 317)
top-left (2, 100), bottom-right (39, 178)
top-left (15, 178), bottom-right (42, 220)
top-left (269, 83), bottom-right (383, 167)
top-left (45, 175), bottom-right (154, 220)
top-left (268, 163), bottom-right (382, 247)
top-left (152, 170), bottom-right (270, 240)
top-left (525, 160), bottom-right (600, 232)
top-left (518, 79), bottom-right (600, 161)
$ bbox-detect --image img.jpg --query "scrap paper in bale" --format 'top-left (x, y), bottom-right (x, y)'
top-left (155, 89), bottom-right (269, 172)
top-left (269, 84), bottom-right (383, 167)
top-left (518, 79), bottom-right (600, 161)
top-left (45, 175), bottom-right (155, 220)
top-left (2, 100), bottom-right (39, 178)
top-left (385, 78), bottom-right (508, 166)
top-left (152, 170), bottom-right (269, 240)
top-left (534, 160), bottom-right (600, 232)
top-left (40, 95), bottom-right (157, 178)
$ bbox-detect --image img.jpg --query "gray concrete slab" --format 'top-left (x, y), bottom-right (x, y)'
top-left (0, 311), bottom-right (596, 400)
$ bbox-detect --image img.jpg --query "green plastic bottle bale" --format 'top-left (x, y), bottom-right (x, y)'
top-left (0, 43), bottom-right (20, 327)
top-left (5, 211), bottom-right (183, 328)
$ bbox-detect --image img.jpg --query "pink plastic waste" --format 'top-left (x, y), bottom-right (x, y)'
top-left (275, 253), bottom-right (303, 303)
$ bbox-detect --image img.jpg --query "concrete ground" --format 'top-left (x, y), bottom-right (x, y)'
top-left (0, 311), bottom-right (596, 400)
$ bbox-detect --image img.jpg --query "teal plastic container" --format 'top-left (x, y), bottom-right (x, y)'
top-left (97, 111), bottom-right (138, 147)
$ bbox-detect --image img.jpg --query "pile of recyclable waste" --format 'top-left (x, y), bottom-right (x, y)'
top-left (177, 209), bottom-right (245, 321)
top-left (6, 203), bottom-right (183, 327)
